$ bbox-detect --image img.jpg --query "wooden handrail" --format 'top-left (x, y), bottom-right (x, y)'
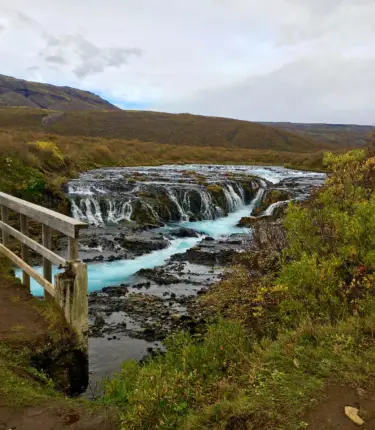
top-left (0, 221), bottom-right (67, 267)
top-left (0, 192), bottom-right (87, 238)
top-left (0, 191), bottom-right (89, 356)
top-left (0, 192), bottom-right (88, 298)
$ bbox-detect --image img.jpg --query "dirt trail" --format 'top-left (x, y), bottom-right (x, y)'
top-left (304, 384), bottom-right (375, 429)
top-left (0, 274), bottom-right (118, 429)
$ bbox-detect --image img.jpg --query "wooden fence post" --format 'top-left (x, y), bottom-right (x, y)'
top-left (54, 262), bottom-right (88, 351)
top-left (1, 205), bottom-right (9, 246)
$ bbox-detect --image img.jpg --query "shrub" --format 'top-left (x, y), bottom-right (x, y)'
top-left (28, 141), bottom-right (65, 169)
top-left (103, 319), bottom-right (251, 429)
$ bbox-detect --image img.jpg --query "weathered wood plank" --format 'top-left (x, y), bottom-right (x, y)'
top-left (0, 244), bottom-right (55, 297)
top-left (1, 205), bottom-right (9, 246)
top-left (0, 192), bottom-right (87, 238)
top-left (20, 214), bottom-right (30, 290)
top-left (0, 221), bottom-right (67, 267)
top-left (69, 237), bottom-right (79, 261)
top-left (42, 225), bottom-right (53, 301)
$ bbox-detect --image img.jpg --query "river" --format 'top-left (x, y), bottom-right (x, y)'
top-left (16, 164), bottom-right (326, 389)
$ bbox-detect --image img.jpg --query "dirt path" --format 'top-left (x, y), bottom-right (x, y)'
top-left (304, 384), bottom-right (375, 429)
top-left (0, 275), bottom-right (48, 343)
top-left (0, 272), bottom-right (118, 429)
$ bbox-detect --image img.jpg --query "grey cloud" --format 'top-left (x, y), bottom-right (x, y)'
top-left (44, 55), bottom-right (67, 65)
top-left (27, 66), bottom-right (39, 72)
top-left (1, 0), bottom-right (374, 124)
top-left (0, 24), bottom-right (4, 32)
top-left (14, 10), bottom-right (36, 24)
top-left (41, 33), bottom-right (142, 78)
top-left (163, 55), bottom-right (375, 124)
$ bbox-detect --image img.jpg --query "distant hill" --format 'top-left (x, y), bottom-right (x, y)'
top-left (0, 74), bottom-right (119, 111)
top-left (261, 122), bottom-right (373, 147)
top-left (0, 107), bottom-right (336, 153)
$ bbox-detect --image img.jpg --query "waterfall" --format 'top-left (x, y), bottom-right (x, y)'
top-left (200, 190), bottom-right (215, 219)
top-left (262, 200), bottom-right (291, 217)
top-left (70, 199), bottom-right (86, 221)
top-left (70, 197), bottom-right (133, 226)
top-left (107, 200), bottom-right (133, 224)
top-left (223, 183), bottom-right (244, 212)
top-left (142, 200), bottom-right (160, 222)
top-left (83, 198), bottom-right (104, 226)
top-left (251, 187), bottom-right (266, 212)
top-left (167, 190), bottom-right (189, 221)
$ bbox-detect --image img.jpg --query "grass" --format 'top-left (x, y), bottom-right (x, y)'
top-left (0, 127), bottom-right (337, 206)
top-left (100, 149), bottom-right (375, 429)
top-left (102, 316), bottom-right (375, 429)
top-left (0, 107), bottom-right (337, 152)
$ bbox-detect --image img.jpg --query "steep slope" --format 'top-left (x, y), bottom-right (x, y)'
top-left (0, 74), bottom-right (119, 111)
top-left (261, 122), bottom-right (373, 147)
top-left (0, 108), bottom-right (334, 153)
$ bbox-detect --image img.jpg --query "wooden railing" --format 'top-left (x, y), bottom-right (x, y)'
top-left (0, 192), bottom-right (89, 346)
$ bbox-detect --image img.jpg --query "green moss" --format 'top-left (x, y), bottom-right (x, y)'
top-left (206, 184), bottom-right (223, 193)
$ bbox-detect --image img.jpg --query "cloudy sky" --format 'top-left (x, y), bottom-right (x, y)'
top-left (1, 0), bottom-right (374, 124)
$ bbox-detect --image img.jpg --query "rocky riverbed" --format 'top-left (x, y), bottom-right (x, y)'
top-left (20, 165), bottom-right (326, 389)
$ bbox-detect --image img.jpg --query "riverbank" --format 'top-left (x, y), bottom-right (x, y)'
top-left (3, 150), bottom-right (375, 429)
top-left (99, 149), bottom-right (375, 429)
top-left (0, 256), bottom-right (118, 428)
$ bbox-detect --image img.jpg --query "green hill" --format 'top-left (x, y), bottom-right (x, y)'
top-left (262, 122), bottom-right (373, 147)
top-left (0, 107), bottom-right (335, 153)
top-left (0, 74), bottom-right (119, 112)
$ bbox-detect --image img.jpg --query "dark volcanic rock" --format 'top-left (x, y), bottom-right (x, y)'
top-left (136, 268), bottom-right (180, 285)
top-left (115, 234), bottom-right (170, 254)
top-left (170, 228), bottom-right (201, 238)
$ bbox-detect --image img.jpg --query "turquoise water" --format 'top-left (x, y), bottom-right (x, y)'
top-left (15, 188), bottom-right (263, 296)
top-left (17, 236), bottom-right (202, 296)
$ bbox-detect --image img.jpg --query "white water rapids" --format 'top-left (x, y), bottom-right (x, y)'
top-left (16, 165), bottom-right (326, 296)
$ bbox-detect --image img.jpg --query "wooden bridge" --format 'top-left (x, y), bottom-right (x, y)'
top-left (0, 192), bottom-right (89, 348)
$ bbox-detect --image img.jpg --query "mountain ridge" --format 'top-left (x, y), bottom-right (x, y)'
top-left (0, 74), bottom-right (119, 111)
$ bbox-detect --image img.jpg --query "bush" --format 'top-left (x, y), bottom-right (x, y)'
top-left (279, 150), bottom-right (375, 325)
top-left (103, 320), bottom-right (251, 429)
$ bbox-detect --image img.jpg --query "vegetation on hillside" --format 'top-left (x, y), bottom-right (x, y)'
top-left (0, 107), bottom-right (337, 152)
top-left (262, 122), bottom-right (373, 147)
top-left (102, 148), bottom-right (375, 429)
top-left (0, 128), bottom-right (331, 207)
top-left (0, 74), bottom-right (119, 111)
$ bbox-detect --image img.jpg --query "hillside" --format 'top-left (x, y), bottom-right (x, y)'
top-left (0, 107), bottom-right (335, 153)
top-left (0, 74), bottom-right (119, 111)
top-left (262, 122), bottom-right (373, 147)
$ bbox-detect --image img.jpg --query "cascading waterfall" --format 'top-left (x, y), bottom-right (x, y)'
top-left (69, 180), bottom-right (252, 225)
top-left (107, 200), bottom-right (133, 224)
top-left (223, 183), bottom-right (244, 212)
top-left (252, 187), bottom-right (266, 211)
top-left (262, 200), bottom-right (291, 217)
top-left (25, 166), bottom-right (327, 297)
top-left (84, 198), bottom-right (104, 226)
top-left (142, 200), bottom-right (161, 222)
top-left (199, 189), bottom-right (216, 220)
top-left (167, 189), bottom-right (190, 222)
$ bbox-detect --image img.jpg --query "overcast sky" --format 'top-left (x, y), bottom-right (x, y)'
top-left (1, 0), bottom-right (374, 124)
